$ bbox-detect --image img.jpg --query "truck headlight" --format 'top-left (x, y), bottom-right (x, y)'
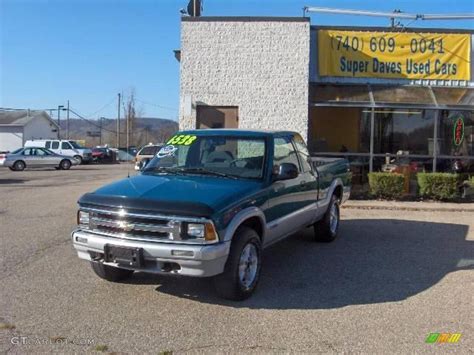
top-left (187, 223), bottom-right (205, 238)
top-left (77, 211), bottom-right (90, 226)
top-left (186, 222), bottom-right (218, 242)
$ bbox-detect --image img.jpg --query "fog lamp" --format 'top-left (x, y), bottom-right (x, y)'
top-left (171, 250), bottom-right (194, 257)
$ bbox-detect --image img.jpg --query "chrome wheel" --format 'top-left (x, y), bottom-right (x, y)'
top-left (238, 243), bottom-right (258, 289)
top-left (329, 202), bottom-right (339, 235)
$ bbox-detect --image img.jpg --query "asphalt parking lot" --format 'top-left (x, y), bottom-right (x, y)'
top-left (0, 164), bottom-right (473, 353)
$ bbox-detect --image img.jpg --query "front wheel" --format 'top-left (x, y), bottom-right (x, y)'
top-left (74, 155), bottom-right (83, 164)
top-left (313, 195), bottom-right (340, 243)
top-left (90, 262), bottom-right (134, 282)
top-left (213, 227), bottom-right (262, 301)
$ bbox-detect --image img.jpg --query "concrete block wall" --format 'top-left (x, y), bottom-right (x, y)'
top-left (179, 18), bottom-right (310, 139)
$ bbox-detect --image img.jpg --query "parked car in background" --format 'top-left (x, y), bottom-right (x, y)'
top-left (1, 147), bottom-right (79, 171)
top-left (24, 140), bottom-right (92, 164)
top-left (91, 147), bottom-right (116, 163)
top-left (115, 147), bottom-right (138, 162)
top-left (134, 144), bottom-right (162, 170)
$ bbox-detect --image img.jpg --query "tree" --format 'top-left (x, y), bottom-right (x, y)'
top-left (122, 88), bottom-right (144, 147)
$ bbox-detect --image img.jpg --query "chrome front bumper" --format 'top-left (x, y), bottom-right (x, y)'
top-left (71, 230), bottom-right (230, 277)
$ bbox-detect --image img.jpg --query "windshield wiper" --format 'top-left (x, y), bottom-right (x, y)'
top-left (178, 167), bottom-right (238, 179)
top-left (143, 167), bottom-right (186, 175)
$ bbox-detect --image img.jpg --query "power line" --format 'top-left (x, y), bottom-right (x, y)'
top-left (135, 98), bottom-right (178, 112)
top-left (84, 96), bottom-right (117, 118)
top-left (68, 106), bottom-right (117, 133)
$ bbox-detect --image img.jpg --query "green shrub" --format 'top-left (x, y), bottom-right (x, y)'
top-left (368, 173), bottom-right (405, 199)
top-left (417, 173), bottom-right (459, 200)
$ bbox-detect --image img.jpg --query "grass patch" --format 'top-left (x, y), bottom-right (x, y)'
top-left (0, 323), bottom-right (16, 330)
top-left (94, 344), bottom-right (109, 352)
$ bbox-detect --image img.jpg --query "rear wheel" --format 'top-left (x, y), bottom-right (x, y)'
top-left (60, 159), bottom-right (71, 170)
top-left (213, 227), bottom-right (262, 300)
top-left (90, 262), bottom-right (134, 282)
top-left (313, 194), bottom-right (340, 243)
top-left (13, 160), bottom-right (25, 171)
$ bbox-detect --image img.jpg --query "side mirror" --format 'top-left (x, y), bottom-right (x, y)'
top-left (273, 163), bottom-right (298, 181)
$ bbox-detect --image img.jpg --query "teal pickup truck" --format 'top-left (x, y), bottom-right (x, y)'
top-left (72, 130), bottom-right (351, 300)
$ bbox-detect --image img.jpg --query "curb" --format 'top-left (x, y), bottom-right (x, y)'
top-left (342, 203), bottom-right (474, 213)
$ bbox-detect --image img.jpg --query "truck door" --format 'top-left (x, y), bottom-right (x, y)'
top-left (265, 136), bottom-right (310, 244)
top-left (60, 141), bottom-right (74, 156)
top-left (51, 141), bottom-right (60, 154)
top-left (292, 134), bottom-right (318, 204)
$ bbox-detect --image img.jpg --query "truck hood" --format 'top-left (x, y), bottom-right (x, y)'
top-left (80, 174), bottom-right (262, 217)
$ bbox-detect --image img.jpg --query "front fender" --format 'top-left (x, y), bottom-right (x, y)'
top-left (221, 207), bottom-right (267, 243)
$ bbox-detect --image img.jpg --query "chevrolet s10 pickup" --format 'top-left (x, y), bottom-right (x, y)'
top-left (72, 130), bottom-right (351, 300)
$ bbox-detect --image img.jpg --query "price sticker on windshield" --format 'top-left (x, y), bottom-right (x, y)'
top-left (167, 134), bottom-right (197, 146)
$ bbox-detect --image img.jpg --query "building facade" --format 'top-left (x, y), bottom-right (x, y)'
top-left (0, 110), bottom-right (59, 152)
top-left (178, 17), bottom-right (473, 187)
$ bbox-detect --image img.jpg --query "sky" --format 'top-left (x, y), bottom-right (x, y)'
top-left (1, 0), bottom-right (473, 122)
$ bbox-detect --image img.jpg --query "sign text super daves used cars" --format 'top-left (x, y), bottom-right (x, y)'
top-left (318, 29), bottom-right (471, 80)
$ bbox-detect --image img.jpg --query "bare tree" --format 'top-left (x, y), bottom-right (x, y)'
top-left (122, 88), bottom-right (144, 148)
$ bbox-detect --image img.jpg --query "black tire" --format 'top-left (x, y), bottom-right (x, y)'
top-left (213, 227), bottom-right (262, 301)
top-left (313, 195), bottom-right (340, 243)
top-left (13, 160), bottom-right (25, 171)
top-left (74, 155), bottom-right (83, 164)
top-left (8, 167), bottom-right (15, 171)
top-left (90, 261), bottom-right (134, 282)
top-left (60, 159), bottom-right (71, 170)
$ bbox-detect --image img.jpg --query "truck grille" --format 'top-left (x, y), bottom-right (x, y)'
top-left (85, 208), bottom-right (182, 242)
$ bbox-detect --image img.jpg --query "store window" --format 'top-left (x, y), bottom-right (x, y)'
top-left (373, 109), bottom-right (435, 155)
top-left (309, 107), bottom-right (371, 153)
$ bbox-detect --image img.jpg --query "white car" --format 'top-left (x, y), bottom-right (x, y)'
top-left (24, 140), bottom-right (92, 164)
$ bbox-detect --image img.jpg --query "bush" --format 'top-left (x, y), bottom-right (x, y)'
top-left (417, 173), bottom-right (459, 200)
top-left (368, 173), bottom-right (405, 199)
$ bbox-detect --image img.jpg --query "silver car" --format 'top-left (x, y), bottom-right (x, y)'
top-left (1, 147), bottom-right (79, 171)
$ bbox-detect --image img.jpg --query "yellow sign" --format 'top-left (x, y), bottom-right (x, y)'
top-left (318, 30), bottom-right (471, 80)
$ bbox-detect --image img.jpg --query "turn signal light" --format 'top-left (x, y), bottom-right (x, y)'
top-left (204, 222), bottom-right (218, 242)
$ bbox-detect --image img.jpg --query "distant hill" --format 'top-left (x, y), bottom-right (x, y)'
top-left (59, 117), bottom-right (178, 147)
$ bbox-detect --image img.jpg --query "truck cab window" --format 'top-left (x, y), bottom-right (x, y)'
top-left (274, 137), bottom-right (301, 171)
top-left (293, 134), bottom-right (312, 173)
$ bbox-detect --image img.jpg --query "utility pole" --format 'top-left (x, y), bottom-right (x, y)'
top-left (99, 117), bottom-right (105, 146)
top-left (117, 93), bottom-right (121, 148)
top-left (66, 100), bottom-right (70, 139)
top-left (57, 105), bottom-right (64, 139)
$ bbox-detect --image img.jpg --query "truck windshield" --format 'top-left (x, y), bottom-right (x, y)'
top-left (69, 141), bottom-right (84, 149)
top-left (144, 135), bottom-right (266, 179)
